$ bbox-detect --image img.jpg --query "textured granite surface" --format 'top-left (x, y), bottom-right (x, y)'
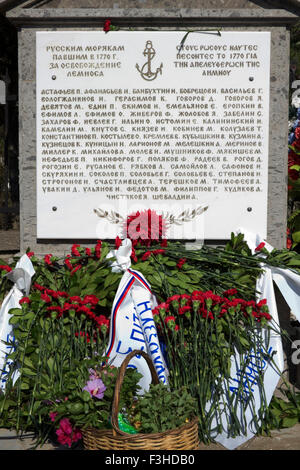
top-left (34, 0), bottom-right (264, 9)
top-left (7, 7), bottom-right (298, 18)
top-left (2, 0), bottom-right (299, 12)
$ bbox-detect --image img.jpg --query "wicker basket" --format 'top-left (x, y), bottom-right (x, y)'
top-left (82, 349), bottom-right (200, 450)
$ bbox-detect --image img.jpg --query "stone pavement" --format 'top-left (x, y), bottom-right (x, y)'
top-left (0, 425), bottom-right (299, 451)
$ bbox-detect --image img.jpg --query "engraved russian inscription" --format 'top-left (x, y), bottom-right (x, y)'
top-left (36, 32), bottom-right (270, 239)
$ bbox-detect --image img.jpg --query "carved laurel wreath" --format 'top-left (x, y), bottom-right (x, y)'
top-left (93, 208), bottom-right (124, 225)
top-left (93, 205), bottom-right (208, 227)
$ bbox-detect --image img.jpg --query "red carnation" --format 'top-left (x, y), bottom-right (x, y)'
top-left (288, 150), bottom-right (300, 168)
top-left (141, 251), bottom-right (152, 261)
top-left (180, 294), bottom-right (191, 306)
top-left (70, 265), bottom-right (82, 276)
top-left (152, 249), bottom-right (165, 256)
top-left (26, 251), bottom-right (34, 258)
top-left (0, 265), bottom-right (12, 273)
top-left (71, 244), bottom-right (81, 257)
top-left (47, 306), bottom-right (63, 317)
top-left (63, 302), bottom-right (79, 312)
top-left (178, 306), bottom-right (191, 315)
top-left (95, 240), bottom-right (102, 259)
top-left (69, 296), bottom-right (82, 303)
top-left (85, 247), bottom-right (92, 257)
top-left (96, 315), bottom-right (109, 327)
top-left (288, 169), bottom-right (299, 181)
top-left (257, 298), bottom-right (267, 307)
top-left (176, 258), bottom-right (186, 269)
top-left (34, 283), bottom-right (45, 291)
top-left (64, 256), bottom-right (73, 271)
top-left (44, 254), bottom-right (53, 266)
top-left (202, 311), bottom-right (214, 320)
top-left (103, 19), bottom-right (111, 32)
top-left (131, 247), bottom-right (138, 263)
top-left (164, 315), bottom-right (178, 330)
top-left (57, 291), bottom-right (69, 298)
top-left (20, 297), bottom-right (30, 304)
top-left (152, 307), bottom-right (160, 317)
top-left (292, 140), bottom-right (300, 150)
top-left (157, 303), bottom-right (169, 315)
top-left (191, 291), bottom-right (203, 301)
top-left (124, 209), bottom-right (167, 246)
top-left (95, 315), bottom-right (110, 333)
top-left (46, 289), bottom-right (59, 299)
top-left (41, 293), bottom-right (51, 303)
top-left (223, 288), bottom-right (238, 297)
top-left (83, 295), bottom-right (99, 306)
top-left (255, 242), bottom-right (266, 252)
top-left (164, 315), bottom-right (176, 324)
top-left (259, 312), bottom-right (272, 321)
top-left (287, 228), bottom-right (292, 250)
top-left (115, 236), bottom-right (122, 249)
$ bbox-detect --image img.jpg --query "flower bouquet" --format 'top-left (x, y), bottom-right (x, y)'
top-left (42, 350), bottom-right (199, 450)
top-left (39, 354), bottom-right (141, 448)
top-left (152, 289), bottom-right (280, 442)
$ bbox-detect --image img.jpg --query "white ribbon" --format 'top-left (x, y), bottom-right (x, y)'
top-left (106, 240), bottom-right (168, 392)
top-left (237, 228), bottom-right (300, 324)
top-left (0, 254), bottom-right (35, 390)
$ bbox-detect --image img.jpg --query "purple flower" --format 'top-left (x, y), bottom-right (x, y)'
top-left (83, 377), bottom-right (106, 399)
top-left (88, 368), bottom-right (98, 380)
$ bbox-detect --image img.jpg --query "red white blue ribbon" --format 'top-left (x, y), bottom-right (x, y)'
top-left (105, 240), bottom-right (168, 391)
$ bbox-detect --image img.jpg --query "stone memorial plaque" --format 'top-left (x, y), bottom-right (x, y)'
top-left (36, 31), bottom-right (270, 240)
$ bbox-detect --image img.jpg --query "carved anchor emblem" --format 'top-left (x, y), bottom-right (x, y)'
top-left (136, 41), bottom-right (163, 81)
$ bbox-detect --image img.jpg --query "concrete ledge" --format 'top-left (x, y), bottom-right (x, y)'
top-left (6, 8), bottom-right (299, 27)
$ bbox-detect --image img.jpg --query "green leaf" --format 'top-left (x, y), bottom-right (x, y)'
top-left (47, 358), bottom-right (55, 373)
top-left (287, 258), bottom-right (300, 266)
top-left (8, 308), bottom-right (23, 316)
top-left (8, 315), bottom-right (20, 325)
top-left (21, 367), bottom-right (37, 377)
top-left (166, 276), bottom-right (181, 286)
top-left (82, 391), bottom-right (91, 402)
top-left (164, 261), bottom-right (177, 267)
top-left (238, 336), bottom-right (250, 348)
top-left (1, 399), bottom-right (17, 410)
top-left (281, 416), bottom-right (299, 428)
top-left (292, 231), bottom-right (300, 243)
top-left (23, 311), bottom-right (36, 321)
top-left (104, 273), bottom-right (121, 289)
top-left (40, 268), bottom-right (57, 290)
top-left (20, 381), bottom-right (30, 390)
top-left (67, 402), bottom-right (84, 415)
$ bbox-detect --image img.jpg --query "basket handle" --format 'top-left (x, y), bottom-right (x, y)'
top-left (111, 349), bottom-right (160, 434)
